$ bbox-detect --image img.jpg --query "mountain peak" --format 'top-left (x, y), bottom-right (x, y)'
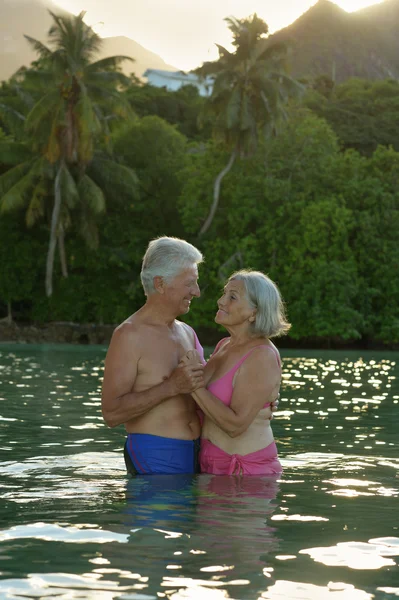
top-left (299, 0), bottom-right (348, 23)
top-left (269, 0), bottom-right (399, 83)
top-left (0, 0), bottom-right (175, 81)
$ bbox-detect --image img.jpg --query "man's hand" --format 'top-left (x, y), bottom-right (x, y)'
top-left (168, 357), bottom-right (204, 394)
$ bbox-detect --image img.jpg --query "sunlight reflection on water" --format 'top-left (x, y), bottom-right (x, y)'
top-left (0, 345), bottom-right (398, 599)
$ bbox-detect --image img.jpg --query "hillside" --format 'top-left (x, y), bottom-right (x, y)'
top-left (100, 36), bottom-right (175, 80)
top-left (0, 0), bottom-right (175, 82)
top-left (269, 0), bottom-right (399, 82)
top-left (3, 0), bottom-right (399, 85)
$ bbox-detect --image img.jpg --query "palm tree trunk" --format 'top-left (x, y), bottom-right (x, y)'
top-left (58, 225), bottom-right (68, 278)
top-left (45, 163), bottom-right (63, 297)
top-left (199, 148), bottom-right (237, 236)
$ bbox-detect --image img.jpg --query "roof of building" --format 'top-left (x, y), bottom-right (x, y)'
top-left (144, 69), bottom-right (212, 84)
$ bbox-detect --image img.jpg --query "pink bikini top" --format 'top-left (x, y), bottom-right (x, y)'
top-left (207, 338), bottom-right (281, 408)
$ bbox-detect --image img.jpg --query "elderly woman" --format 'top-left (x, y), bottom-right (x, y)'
top-left (183, 270), bottom-right (289, 476)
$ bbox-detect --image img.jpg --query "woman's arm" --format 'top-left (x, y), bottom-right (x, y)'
top-left (192, 347), bottom-right (280, 438)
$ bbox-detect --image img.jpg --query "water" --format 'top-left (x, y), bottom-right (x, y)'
top-left (0, 344), bottom-right (398, 600)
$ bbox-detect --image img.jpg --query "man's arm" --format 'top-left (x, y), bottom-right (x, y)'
top-left (101, 323), bottom-right (204, 428)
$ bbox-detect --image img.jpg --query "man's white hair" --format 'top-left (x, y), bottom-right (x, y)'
top-left (141, 236), bottom-right (203, 295)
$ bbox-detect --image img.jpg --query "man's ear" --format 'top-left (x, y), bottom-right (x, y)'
top-left (153, 276), bottom-right (164, 294)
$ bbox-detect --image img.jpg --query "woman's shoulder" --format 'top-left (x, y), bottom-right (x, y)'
top-left (243, 340), bottom-right (281, 367)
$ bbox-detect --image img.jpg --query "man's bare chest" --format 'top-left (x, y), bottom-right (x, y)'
top-left (137, 328), bottom-right (195, 380)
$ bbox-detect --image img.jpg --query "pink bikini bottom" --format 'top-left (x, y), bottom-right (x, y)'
top-left (200, 439), bottom-right (283, 476)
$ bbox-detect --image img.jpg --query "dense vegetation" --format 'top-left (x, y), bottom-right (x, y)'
top-left (0, 11), bottom-right (398, 347)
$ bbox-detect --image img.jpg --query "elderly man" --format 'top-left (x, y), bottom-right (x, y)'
top-left (102, 237), bottom-right (206, 475)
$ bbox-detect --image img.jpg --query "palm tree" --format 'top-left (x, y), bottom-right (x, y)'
top-left (195, 14), bottom-right (303, 236)
top-left (0, 12), bottom-right (139, 296)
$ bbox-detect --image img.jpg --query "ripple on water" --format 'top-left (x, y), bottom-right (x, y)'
top-left (261, 581), bottom-right (373, 599)
top-left (0, 522), bottom-right (129, 544)
top-left (299, 538), bottom-right (399, 570)
top-left (0, 346), bottom-right (398, 600)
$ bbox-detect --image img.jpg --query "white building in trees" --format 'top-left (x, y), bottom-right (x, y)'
top-left (144, 69), bottom-right (213, 96)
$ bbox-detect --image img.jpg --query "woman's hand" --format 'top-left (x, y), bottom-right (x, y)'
top-left (269, 394), bottom-right (280, 420)
top-left (179, 350), bottom-right (205, 390)
top-left (180, 350), bottom-right (203, 366)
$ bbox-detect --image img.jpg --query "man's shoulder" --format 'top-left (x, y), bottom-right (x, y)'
top-left (113, 315), bottom-right (143, 340)
top-left (176, 320), bottom-right (195, 338)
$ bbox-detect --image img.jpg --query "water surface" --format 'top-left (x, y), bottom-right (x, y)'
top-left (0, 344), bottom-right (398, 599)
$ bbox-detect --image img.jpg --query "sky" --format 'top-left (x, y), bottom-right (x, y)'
top-left (52, 0), bottom-right (385, 71)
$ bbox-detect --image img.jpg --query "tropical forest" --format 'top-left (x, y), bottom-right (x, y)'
top-left (0, 8), bottom-right (398, 347)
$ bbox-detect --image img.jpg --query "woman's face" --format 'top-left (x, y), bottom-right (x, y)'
top-left (215, 279), bottom-right (255, 328)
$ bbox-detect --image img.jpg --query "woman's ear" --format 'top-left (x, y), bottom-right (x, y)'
top-left (249, 311), bottom-right (256, 323)
top-left (153, 276), bottom-right (164, 294)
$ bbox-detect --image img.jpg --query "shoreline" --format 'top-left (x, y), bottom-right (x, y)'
top-left (0, 321), bottom-right (115, 346)
top-left (0, 321), bottom-right (397, 351)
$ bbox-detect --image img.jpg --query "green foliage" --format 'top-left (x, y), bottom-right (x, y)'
top-left (125, 83), bottom-right (207, 140)
top-left (304, 78), bottom-right (399, 156)
top-left (0, 12), bottom-right (398, 346)
top-left (114, 115), bottom-right (188, 240)
top-left (178, 110), bottom-right (397, 345)
top-left (0, 215), bottom-right (41, 314)
top-left (0, 11), bottom-right (138, 297)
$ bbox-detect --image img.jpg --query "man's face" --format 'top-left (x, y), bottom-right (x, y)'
top-left (164, 265), bottom-right (200, 316)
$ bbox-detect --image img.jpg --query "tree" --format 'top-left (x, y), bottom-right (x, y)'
top-left (125, 82), bottom-right (208, 140)
top-left (304, 78), bottom-right (399, 156)
top-left (0, 214), bottom-right (40, 323)
top-left (194, 13), bottom-right (303, 235)
top-left (0, 11), bottom-right (139, 296)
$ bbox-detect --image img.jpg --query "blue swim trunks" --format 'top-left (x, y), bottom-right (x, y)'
top-left (124, 434), bottom-right (200, 475)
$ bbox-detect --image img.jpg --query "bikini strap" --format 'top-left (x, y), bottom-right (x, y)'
top-left (232, 344), bottom-right (281, 375)
top-left (266, 344), bottom-right (281, 368)
top-left (211, 337), bottom-right (230, 356)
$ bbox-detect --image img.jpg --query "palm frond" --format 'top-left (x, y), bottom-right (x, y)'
top-left (88, 86), bottom-right (134, 119)
top-left (215, 45), bottom-right (233, 60)
top-left (25, 91), bottom-right (62, 135)
top-left (226, 86), bottom-right (242, 130)
top-left (85, 70), bottom-right (132, 88)
top-left (0, 141), bottom-right (32, 165)
top-left (0, 164), bottom-right (38, 213)
top-left (0, 103), bottom-right (26, 137)
top-left (86, 55), bottom-right (134, 72)
top-left (22, 69), bottom-right (58, 93)
top-left (255, 41), bottom-right (288, 64)
top-left (9, 84), bottom-right (35, 112)
top-left (26, 180), bottom-right (47, 227)
top-left (0, 161), bottom-right (33, 197)
top-left (60, 165), bottom-right (79, 209)
top-left (48, 11), bottom-right (102, 65)
top-left (87, 157), bottom-right (139, 200)
top-left (23, 35), bottom-right (53, 60)
top-left (77, 174), bottom-right (106, 215)
top-left (45, 110), bottom-right (63, 164)
top-left (79, 214), bottom-right (99, 249)
top-left (75, 92), bottom-right (100, 163)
